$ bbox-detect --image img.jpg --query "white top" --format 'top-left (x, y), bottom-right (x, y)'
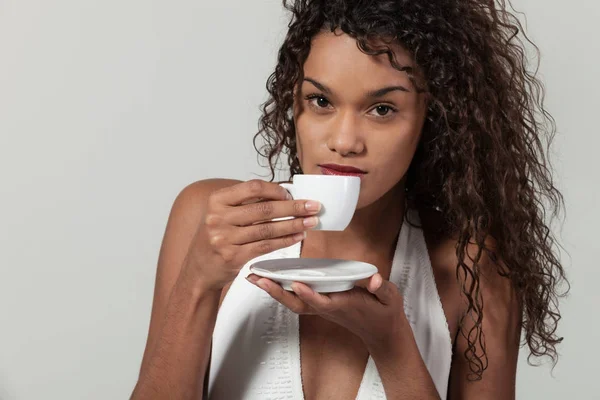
top-left (207, 210), bottom-right (453, 399)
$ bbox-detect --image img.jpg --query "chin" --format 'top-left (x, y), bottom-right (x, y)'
top-left (355, 191), bottom-right (379, 210)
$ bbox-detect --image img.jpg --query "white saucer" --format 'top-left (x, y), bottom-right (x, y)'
top-left (249, 257), bottom-right (378, 293)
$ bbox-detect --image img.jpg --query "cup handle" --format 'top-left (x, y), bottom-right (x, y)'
top-left (279, 182), bottom-right (295, 199)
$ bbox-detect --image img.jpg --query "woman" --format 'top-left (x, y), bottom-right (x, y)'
top-left (131, 0), bottom-right (566, 399)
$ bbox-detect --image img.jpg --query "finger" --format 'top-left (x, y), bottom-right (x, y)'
top-left (246, 273), bottom-right (261, 284)
top-left (353, 277), bottom-right (370, 289)
top-left (290, 282), bottom-right (336, 313)
top-left (242, 232), bottom-right (306, 259)
top-left (230, 216), bottom-right (318, 245)
top-left (366, 274), bottom-right (397, 305)
top-left (215, 180), bottom-right (291, 206)
top-left (226, 199), bottom-right (321, 226)
top-left (250, 278), bottom-right (310, 314)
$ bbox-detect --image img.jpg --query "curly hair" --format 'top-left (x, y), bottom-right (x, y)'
top-left (253, 0), bottom-right (567, 380)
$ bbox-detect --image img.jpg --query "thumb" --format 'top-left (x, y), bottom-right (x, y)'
top-left (367, 273), bottom-right (396, 305)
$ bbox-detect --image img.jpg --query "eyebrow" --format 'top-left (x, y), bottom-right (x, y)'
top-left (303, 77), bottom-right (411, 98)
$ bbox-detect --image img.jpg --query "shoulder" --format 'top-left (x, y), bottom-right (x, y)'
top-left (419, 209), bottom-right (517, 315)
top-left (173, 178), bottom-right (289, 209)
top-left (427, 229), bottom-right (517, 319)
top-left (173, 178), bottom-right (243, 210)
top-left (172, 178), bottom-right (291, 306)
top-left (164, 179), bottom-right (243, 254)
top-left (165, 179), bottom-right (244, 304)
top-left (139, 178), bottom-right (246, 374)
top-left (421, 210), bottom-right (521, 395)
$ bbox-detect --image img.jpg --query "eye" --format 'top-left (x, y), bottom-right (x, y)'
top-left (375, 105), bottom-right (391, 116)
top-left (305, 94), bottom-right (331, 109)
top-left (369, 104), bottom-right (397, 118)
top-left (315, 97), bottom-right (330, 108)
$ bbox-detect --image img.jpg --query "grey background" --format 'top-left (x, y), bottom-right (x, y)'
top-left (0, 0), bottom-right (597, 398)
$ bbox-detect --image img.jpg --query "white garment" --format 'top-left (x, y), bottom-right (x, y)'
top-left (207, 210), bottom-right (452, 399)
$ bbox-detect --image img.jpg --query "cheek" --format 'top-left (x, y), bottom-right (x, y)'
top-left (360, 132), bottom-right (421, 200)
top-left (294, 115), bottom-right (323, 159)
top-left (373, 130), bottom-right (420, 169)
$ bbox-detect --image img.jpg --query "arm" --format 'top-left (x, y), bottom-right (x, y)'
top-left (448, 250), bottom-right (521, 400)
top-left (131, 178), bottom-right (315, 399)
top-left (366, 237), bottom-right (520, 400)
top-left (131, 269), bottom-right (221, 399)
top-left (367, 316), bottom-right (441, 400)
top-left (131, 179), bottom-right (240, 399)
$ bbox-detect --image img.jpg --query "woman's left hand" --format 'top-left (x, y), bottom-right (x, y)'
top-left (246, 272), bottom-right (407, 349)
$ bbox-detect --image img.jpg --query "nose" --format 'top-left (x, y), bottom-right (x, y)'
top-left (326, 110), bottom-right (365, 156)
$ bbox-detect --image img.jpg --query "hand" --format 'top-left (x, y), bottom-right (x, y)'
top-left (183, 179), bottom-right (321, 292)
top-left (246, 272), bottom-right (407, 350)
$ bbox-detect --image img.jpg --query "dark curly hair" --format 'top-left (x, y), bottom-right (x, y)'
top-left (253, 0), bottom-right (567, 380)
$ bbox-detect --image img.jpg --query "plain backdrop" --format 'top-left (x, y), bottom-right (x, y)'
top-left (0, 0), bottom-right (598, 399)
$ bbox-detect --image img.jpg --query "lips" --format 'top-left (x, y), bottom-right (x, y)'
top-left (319, 163), bottom-right (367, 178)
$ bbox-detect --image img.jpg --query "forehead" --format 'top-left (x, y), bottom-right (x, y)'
top-left (303, 30), bottom-right (416, 87)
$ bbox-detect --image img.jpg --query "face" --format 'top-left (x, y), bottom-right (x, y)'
top-left (293, 30), bottom-right (428, 209)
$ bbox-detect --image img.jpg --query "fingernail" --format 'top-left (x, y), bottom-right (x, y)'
top-left (303, 216), bottom-right (319, 228)
top-left (246, 275), bottom-right (259, 284)
top-left (257, 280), bottom-right (269, 291)
top-left (305, 201), bottom-right (321, 212)
top-left (285, 190), bottom-right (293, 200)
top-left (293, 283), bottom-right (311, 295)
top-left (291, 283), bottom-right (304, 294)
top-left (293, 231), bottom-right (306, 241)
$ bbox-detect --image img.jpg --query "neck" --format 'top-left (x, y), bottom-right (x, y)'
top-left (302, 182), bottom-right (406, 261)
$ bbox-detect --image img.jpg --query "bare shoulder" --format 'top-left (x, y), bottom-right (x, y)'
top-left (161, 178), bottom-right (244, 301)
top-left (138, 178), bottom-right (244, 376)
top-left (421, 210), bottom-right (521, 397)
top-left (171, 178), bottom-right (243, 303)
top-left (176, 178), bottom-right (243, 208)
top-left (420, 209), bottom-right (517, 317)
top-left (426, 227), bottom-right (518, 321)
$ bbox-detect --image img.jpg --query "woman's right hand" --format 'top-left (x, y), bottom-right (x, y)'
top-left (182, 179), bottom-right (321, 292)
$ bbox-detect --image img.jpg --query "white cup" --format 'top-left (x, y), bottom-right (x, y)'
top-left (280, 175), bottom-right (361, 231)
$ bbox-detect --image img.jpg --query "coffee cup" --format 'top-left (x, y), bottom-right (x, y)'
top-left (280, 174), bottom-right (360, 231)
